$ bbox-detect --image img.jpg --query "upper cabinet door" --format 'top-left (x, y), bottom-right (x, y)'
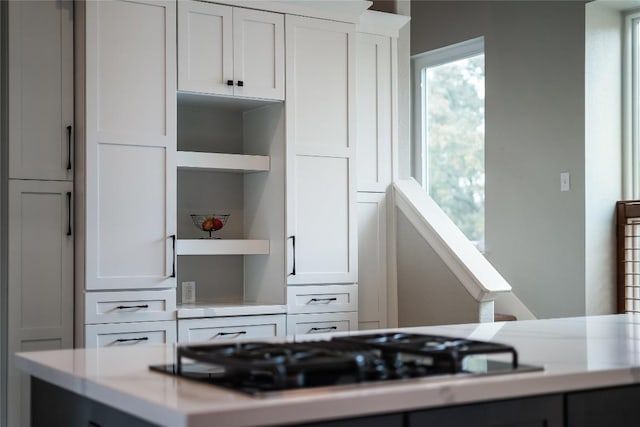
top-left (233, 8), bottom-right (284, 100)
top-left (178, 1), bottom-right (233, 96)
top-left (178, 1), bottom-right (284, 101)
top-left (83, 0), bottom-right (176, 290)
top-left (286, 15), bottom-right (357, 285)
top-left (356, 32), bottom-right (392, 192)
top-left (8, 0), bottom-right (74, 181)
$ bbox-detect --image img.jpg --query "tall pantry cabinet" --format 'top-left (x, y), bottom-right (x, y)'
top-left (6, 1), bottom-right (74, 426)
top-left (355, 11), bottom-right (409, 330)
top-left (75, 0), bottom-right (177, 347)
top-left (284, 15), bottom-right (359, 334)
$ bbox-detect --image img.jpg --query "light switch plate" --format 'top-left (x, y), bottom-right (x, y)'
top-left (182, 281), bottom-right (196, 304)
top-left (560, 172), bottom-right (570, 192)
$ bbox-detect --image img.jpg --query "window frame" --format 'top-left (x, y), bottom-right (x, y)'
top-left (411, 36), bottom-right (485, 190)
top-left (626, 11), bottom-right (640, 198)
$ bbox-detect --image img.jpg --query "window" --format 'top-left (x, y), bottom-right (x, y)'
top-left (412, 37), bottom-right (485, 247)
top-left (629, 11), bottom-right (640, 198)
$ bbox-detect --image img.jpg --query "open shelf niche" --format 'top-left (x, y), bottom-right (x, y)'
top-left (176, 93), bottom-right (286, 311)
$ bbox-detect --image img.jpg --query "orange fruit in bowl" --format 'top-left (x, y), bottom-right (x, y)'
top-left (201, 218), bottom-right (215, 231)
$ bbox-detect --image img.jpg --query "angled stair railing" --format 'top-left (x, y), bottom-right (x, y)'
top-left (393, 179), bottom-right (512, 309)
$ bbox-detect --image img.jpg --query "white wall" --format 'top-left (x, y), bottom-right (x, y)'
top-left (585, 3), bottom-right (623, 315)
top-left (410, 1), bottom-right (593, 318)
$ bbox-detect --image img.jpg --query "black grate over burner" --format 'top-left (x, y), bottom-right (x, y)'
top-left (150, 333), bottom-right (527, 395)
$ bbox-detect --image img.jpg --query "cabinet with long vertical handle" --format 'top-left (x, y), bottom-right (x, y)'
top-left (75, 0), bottom-right (178, 348)
top-left (6, 1), bottom-right (75, 426)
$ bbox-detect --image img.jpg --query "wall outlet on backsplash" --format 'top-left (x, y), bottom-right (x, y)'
top-left (182, 281), bottom-right (196, 304)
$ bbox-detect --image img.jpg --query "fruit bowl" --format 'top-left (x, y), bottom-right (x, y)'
top-left (190, 214), bottom-right (230, 239)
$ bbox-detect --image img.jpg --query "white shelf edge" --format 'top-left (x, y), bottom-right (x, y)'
top-left (176, 239), bottom-right (270, 255)
top-left (177, 151), bottom-right (270, 173)
top-left (176, 302), bottom-right (287, 319)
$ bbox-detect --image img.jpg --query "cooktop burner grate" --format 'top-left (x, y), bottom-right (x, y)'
top-left (149, 333), bottom-right (539, 396)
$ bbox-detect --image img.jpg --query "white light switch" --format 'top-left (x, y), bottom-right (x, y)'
top-left (182, 281), bottom-right (196, 304)
top-left (560, 172), bottom-right (570, 192)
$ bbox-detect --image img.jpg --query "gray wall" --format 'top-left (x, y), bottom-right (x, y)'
top-left (396, 211), bottom-right (481, 326)
top-left (410, 1), bottom-right (591, 318)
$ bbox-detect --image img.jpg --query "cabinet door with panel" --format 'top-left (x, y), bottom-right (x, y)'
top-left (357, 192), bottom-right (387, 330)
top-left (8, 180), bottom-right (74, 427)
top-left (85, 321), bottom-right (176, 348)
top-left (178, 0), bottom-right (284, 100)
top-left (8, 0), bottom-right (74, 181)
top-left (356, 32), bottom-right (391, 192)
top-left (178, 315), bottom-right (286, 343)
top-left (285, 15), bottom-right (357, 285)
top-left (82, 0), bottom-right (177, 290)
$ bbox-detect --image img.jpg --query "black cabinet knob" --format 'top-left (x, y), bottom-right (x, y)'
top-left (237, 80), bottom-right (244, 87)
top-left (227, 80), bottom-right (234, 86)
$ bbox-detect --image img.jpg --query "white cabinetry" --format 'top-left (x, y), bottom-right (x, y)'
top-left (285, 15), bottom-right (357, 286)
top-left (8, 0), bottom-right (74, 181)
top-left (178, 0), bottom-right (284, 100)
top-left (7, 2), bottom-right (75, 425)
top-left (355, 12), bottom-right (410, 330)
top-left (178, 315), bottom-right (286, 343)
top-left (286, 285), bottom-right (358, 336)
top-left (76, 0), bottom-right (177, 347)
top-left (286, 312), bottom-right (358, 336)
top-left (85, 321), bottom-right (176, 348)
top-left (7, 180), bottom-right (74, 427)
top-left (357, 192), bottom-right (388, 330)
top-left (80, 0), bottom-right (177, 292)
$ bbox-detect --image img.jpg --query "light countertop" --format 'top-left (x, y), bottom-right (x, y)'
top-left (16, 314), bottom-right (640, 427)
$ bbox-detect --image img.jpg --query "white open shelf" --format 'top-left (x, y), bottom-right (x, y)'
top-left (176, 301), bottom-right (287, 319)
top-left (177, 151), bottom-right (270, 173)
top-left (176, 239), bottom-right (270, 255)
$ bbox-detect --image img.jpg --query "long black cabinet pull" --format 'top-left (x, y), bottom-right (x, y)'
top-left (309, 326), bottom-right (338, 333)
top-left (114, 337), bottom-right (149, 343)
top-left (214, 331), bottom-right (247, 337)
top-left (308, 297), bottom-right (337, 304)
top-left (115, 304), bottom-right (149, 310)
top-left (66, 125), bottom-right (72, 171)
top-left (66, 192), bottom-right (72, 236)
top-left (170, 234), bottom-right (176, 278)
top-left (288, 235), bottom-right (296, 276)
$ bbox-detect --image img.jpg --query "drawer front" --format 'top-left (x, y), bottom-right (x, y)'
top-left (287, 284), bottom-right (358, 314)
top-left (178, 315), bottom-right (286, 343)
top-left (85, 289), bottom-right (176, 324)
top-left (85, 321), bottom-right (176, 348)
top-left (287, 312), bottom-right (358, 336)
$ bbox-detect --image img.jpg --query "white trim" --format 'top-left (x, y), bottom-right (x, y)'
top-left (356, 10), bottom-right (410, 38)
top-left (393, 178), bottom-right (511, 302)
top-left (626, 12), bottom-right (640, 198)
top-left (412, 36), bottom-right (484, 69)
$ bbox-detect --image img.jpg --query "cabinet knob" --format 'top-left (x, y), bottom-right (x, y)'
top-left (227, 80), bottom-right (234, 86)
top-left (237, 80), bottom-right (244, 87)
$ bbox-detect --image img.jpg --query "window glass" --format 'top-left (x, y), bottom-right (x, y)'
top-left (413, 38), bottom-right (485, 247)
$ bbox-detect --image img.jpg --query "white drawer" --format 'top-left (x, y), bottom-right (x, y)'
top-left (85, 289), bottom-right (176, 324)
top-left (287, 284), bottom-right (358, 314)
top-left (85, 321), bottom-right (176, 348)
top-left (178, 314), bottom-right (286, 343)
top-left (287, 312), bottom-right (358, 336)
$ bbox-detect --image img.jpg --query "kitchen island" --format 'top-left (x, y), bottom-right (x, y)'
top-left (16, 314), bottom-right (640, 427)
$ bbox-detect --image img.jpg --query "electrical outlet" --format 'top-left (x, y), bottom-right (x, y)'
top-left (182, 281), bottom-right (196, 304)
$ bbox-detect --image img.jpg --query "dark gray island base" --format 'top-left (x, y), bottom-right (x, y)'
top-left (32, 376), bottom-right (640, 427)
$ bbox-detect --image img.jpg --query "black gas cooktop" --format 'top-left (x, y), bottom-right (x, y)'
top-left (150, 332), bottom-right (543, 396)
